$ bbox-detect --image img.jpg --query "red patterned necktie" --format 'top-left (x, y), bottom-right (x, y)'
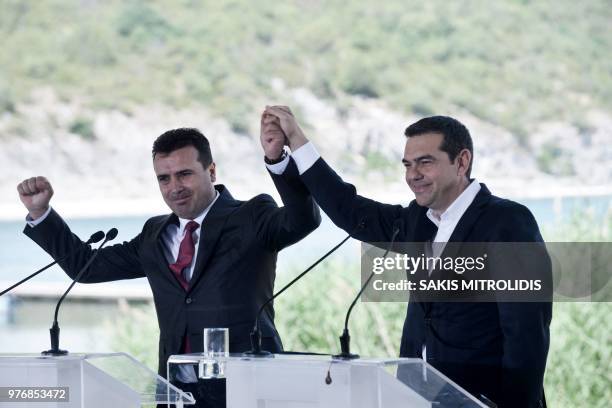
top-left (168, 220), bottom-right (199, 354)
top-left (169, 220), bottom-right (200, 290)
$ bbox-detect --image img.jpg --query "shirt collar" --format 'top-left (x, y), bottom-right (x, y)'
top-left (426, 179), bottom-right (481, 227)
top-left (177, 190), bottom-right (220, 233)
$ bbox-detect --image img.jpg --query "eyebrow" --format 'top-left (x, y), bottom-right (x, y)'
top-left (402, 154), bottom-right (436, 164)
top-left (158, 168), bottom-right (192, 175)
top-left (156, 168), bottom-right (193, 179)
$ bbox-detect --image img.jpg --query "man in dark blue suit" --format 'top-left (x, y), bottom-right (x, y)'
top-left (262, 106), bottom-right (552, 408)
top-left (18, 127), bottom-right (321, 408)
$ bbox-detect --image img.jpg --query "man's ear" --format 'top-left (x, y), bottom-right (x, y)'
top-left (209, 162), bottom-right (216, 183)
top-left (456, 149), bottom-right (472, 177)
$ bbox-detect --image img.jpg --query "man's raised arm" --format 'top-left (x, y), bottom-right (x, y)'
top-left (262, 105), bottom-right (406, 243)
top-left (17, 176), bottom-right (144, 283)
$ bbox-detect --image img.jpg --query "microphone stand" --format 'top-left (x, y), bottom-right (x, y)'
top-left (245, 234), bottom-right (352, 357)
top-left (0, 231), bottom-right (104, 297)
top-left (245, 219), bottom-right (366, 357)
top-left (333, 222), bottom-right (401, 360)
top-left (42, 228), bottom-right (118, 356)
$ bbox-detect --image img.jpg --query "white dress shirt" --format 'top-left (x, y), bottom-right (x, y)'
top-left (160, 191), bottom-right (219, 281)
top-left (265, 143), bottom-right (318, 175)
top-left (26, 206), bottom-right (52, 227)
top-left (426, 180), bottom-right (481, 258)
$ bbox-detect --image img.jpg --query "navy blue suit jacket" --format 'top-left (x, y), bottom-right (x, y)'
top-left (300, 157), bottom-right (551, 408)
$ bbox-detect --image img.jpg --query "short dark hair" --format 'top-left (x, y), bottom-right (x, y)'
top-left (404, 116), bottom-right (473, 178)
top-left (152, 128), bottom-right (213, 168)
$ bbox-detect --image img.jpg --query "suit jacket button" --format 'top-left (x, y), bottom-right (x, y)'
top-left (185, 297), bottom-right (193, 304)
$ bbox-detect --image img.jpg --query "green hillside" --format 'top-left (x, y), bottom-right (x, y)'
top-left (1, 0), bottom-right (610, 137)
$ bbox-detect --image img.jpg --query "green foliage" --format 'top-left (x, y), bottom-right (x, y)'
top-left (106, 301), bottom-right (159, 371)
top-left (69, 116), bottom-right (96, 140)
top-left (338, 59), bottom-right (380, 98)
top-left (543, 207), bottom-right (611, 242)
top-left (542, 209), bottom-right (611, 406)
top-left (0, 0), bottom-right (610, 137)
top-left (275, 260), bottom-right (406, 357)
top-left (361, 151), bottom-right (400, 182)
top-left (536, 141), bottom-right (575, 176)
top-left (0, 85), bottom-right (16, 113)
top-left (224, 106), bottom-right (251, 135)
top-left (545, 302), bottom-right (611, 408)
top-left (63, 25), bottom-right (118, 68)
top-left (116, 1), bottom-right (179, 45)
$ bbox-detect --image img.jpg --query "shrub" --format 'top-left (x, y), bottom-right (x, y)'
top-left (69, 117), bottom-right (96, 140)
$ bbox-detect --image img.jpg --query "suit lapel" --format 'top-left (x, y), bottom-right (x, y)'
top-left (188, 185), bottom-right (238, 291)
top-left (413, 206), bottom-right (438, 242)
top-left (421, 184), bottom-right (492, 313)
top-left (431, 184), bottom-right (492, 277)
top-left (446, 184), bottom-right (492, 244)
top-left (407, 206), bottom-right (437, 314)
top-left (153, 213), bottom-right (187, 291)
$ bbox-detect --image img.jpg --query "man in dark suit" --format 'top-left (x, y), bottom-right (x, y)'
top-left (17, 127), bottom-right (321, 407)
top-left (261, 106), bottom-right (551, 408)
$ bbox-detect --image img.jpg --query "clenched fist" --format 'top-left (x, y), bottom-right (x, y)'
top-left (17, 176), bottom-right (53, 220)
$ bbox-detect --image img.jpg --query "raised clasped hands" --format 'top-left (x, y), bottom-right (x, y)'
top-left (260, 105), bottom-right (287, 161)
top-left (260, 105), bottom-right (308, 157)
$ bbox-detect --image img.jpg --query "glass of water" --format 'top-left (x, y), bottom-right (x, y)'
top-left (199, 328), bottom-right (229, 379)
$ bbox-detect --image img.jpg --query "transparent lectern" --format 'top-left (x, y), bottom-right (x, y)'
top-left (0, 352), bottom-right (195, 407)
top-left (167, 354), bottom-right (486, 408)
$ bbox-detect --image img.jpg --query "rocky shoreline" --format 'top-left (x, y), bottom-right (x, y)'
top-left (1, 88), bottom-right (610, 220)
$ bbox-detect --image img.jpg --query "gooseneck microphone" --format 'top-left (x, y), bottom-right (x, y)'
top-left (333, 220), bottom-right (402, 360)
top-left (42, 228), bottom-right (118, 356)
top-left (0, 230), bottom-right (105, 297)
top-left (245, 219), bottom-right (367, 357)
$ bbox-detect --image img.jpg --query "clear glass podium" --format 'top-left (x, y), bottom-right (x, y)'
top-left (0, 352), bottom-right (195, 407)
top-left (167, 353), bottom-right (486, 408)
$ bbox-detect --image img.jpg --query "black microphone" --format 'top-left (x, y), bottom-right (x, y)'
top-left (0, 230), bottom-right (105, 297)
top-left (244, 219), bottom-right (367, 357)
top-left (42, 228), bottom-right (118, 356)
top-left (333, 219), bottom-right (402, 360)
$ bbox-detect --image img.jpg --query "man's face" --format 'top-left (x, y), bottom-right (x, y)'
top-left (403, 132), bottom-right (470, 213)
top-left (153, 146), bottom-right (216, 219)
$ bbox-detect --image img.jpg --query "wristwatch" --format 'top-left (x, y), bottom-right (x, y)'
top-left (264, 149), bottom-right (288, 165)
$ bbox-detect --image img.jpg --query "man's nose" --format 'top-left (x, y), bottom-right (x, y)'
top-left (406, 166), bottom-right (423, 181)
top-left (169, 177), bottom-right (184, 193)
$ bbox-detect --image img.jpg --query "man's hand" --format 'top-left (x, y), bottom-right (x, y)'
top-left (17, 176), bottom-right (53, 220)
top-left (263, 106), bottom-right (309, 151)
top-left (260, 107), bottom-right (286, 161)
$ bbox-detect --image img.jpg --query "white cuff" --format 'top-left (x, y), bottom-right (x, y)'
top-left (265, 153), bottom-right (291, 175)
top-left (291, 142), bottom-right (320, 175)
top-left (26, 207), bottom-right (52, 227)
